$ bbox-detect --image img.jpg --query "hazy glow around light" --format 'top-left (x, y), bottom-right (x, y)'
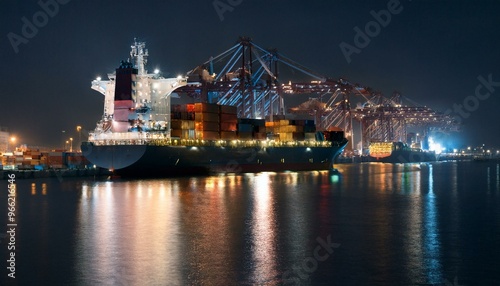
top-left (428, 137), bottom-right (444, 154)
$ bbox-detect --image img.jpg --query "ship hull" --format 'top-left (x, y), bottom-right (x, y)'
top-left (82, 141), bottom-right (347, 177)
top-left (370, 149), bottom-right (436, 163)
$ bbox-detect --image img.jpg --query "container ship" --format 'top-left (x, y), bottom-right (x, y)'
top-left (81, 40), bottom-right (348, 177)
top-left (368, 142), bottom-right (436, 163)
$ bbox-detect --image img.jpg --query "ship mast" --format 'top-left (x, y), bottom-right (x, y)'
top-left (130, 38), bottom-right (148, 75)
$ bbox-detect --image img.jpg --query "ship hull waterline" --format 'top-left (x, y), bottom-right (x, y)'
top-left (81, 141), bottom-right (348, 177)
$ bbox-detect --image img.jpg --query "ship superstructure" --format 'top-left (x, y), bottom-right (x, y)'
top-left (90, 39), bottom-right (187, 143)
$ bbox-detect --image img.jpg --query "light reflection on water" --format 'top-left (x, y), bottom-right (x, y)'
top-left (3, 161), bottom-right (500, 285)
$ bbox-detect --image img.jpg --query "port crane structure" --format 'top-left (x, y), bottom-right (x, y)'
top-left (176, 37), bottom-right (459, 151)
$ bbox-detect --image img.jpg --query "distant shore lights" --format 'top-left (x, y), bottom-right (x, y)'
top-left (9, 136), bottom-right (16, 152)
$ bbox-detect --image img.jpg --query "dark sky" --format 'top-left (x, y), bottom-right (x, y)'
top-left (1, 0), bottom-right (499, 149)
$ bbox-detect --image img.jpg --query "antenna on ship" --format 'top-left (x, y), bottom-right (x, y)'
top-left (130, 38), bottom-right (148, 75)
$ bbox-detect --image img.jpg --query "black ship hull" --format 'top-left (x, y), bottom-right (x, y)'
top-left (81, 141), bottom-right (348, 177)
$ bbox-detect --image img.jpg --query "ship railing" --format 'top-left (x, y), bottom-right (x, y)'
top-left (147, 138), bottom-right (333, 148)
top-left (88, 137), bottom-right (346, 148)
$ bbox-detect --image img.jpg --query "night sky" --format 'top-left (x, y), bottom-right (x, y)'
top-left (1, 0), bottom-right (499, 149)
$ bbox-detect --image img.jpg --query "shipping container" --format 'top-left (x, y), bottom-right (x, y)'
top-left (171, 111), bottom-right (195, 120)
top-left (253, 132), bottom-right (267, 140)
top-left (219, 105), bottom-right (237, 115)
top-left (237, 123), bottom-right (253, 133)
top-left (220, 131), bottom-right (237, 140)
top-left (220, 113), bottom-right (238, 123)
top-left (171, 119), bottom-right (195, 130)
top-left (237, 132), bottom-right (253, 140)
top-left (279, 119), bottom-right (290, 126)
top-left (238, 118), bottom-right (265, 126)
top-left (305, 132), bottom-right (316, 140)
top-left (195, 121), bottom-right (219, 132)
top-left (279, 133), bottom-right (293, 141)
top-left (220, 122), bottom-right (237, 132)
top-left (194, 102), bottom-right (219, 113)
top-left (171, 129), bottom-right (195, 139)
top-left (195, 131), bottom-right (220, 140)
top-left (303, 125), bottom-right (316, 133)
top-left (254, 125), bottom-right (267, 133)
top-left (195, 112), bottom-right (219, 122)
top-left (293, 132), bottom-right (305, 141)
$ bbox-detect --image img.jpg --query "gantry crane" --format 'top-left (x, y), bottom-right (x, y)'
top-left (176, 37), bottom-right (459, 152)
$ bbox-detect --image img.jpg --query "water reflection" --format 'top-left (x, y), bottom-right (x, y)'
top-left (76, 180), bottom-right (183, 285)
top-left (423, 164), bottom-right (442, 283)
top-left (8, 161), bottom-right (500, 284)
top-left (249, 173), bottom-right (278, 284)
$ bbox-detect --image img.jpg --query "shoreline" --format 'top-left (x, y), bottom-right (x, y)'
top-left (1, 168), bottom-right (112, 180)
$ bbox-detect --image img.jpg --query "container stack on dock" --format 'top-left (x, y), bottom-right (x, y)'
top-left (0, 149), bottom-right (91, 171)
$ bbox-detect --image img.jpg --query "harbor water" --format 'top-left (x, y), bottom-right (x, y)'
top-left (1, 160), bottom-right (500, 285)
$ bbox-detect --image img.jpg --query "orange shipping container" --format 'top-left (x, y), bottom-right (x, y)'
top-left (195, 121), bottom-right (219, 132)
top-left (220, 131), bottom-right (237, 140)
top-left (279, 133), bottom-right (293, 141)
top-left (220, 122), bottom-right (237, 131)
top-left (171, 119), bottom-right (195, 130)
top-left (194, 102), bottom-right (219, 113)
top-left (195, 112), bottom-right (219, 122)
top-left (195, 131), bottom-right (220, 140)
top-left (265, 121), bottom-right (275, 127)
top-left (220, 113), bottom-right (238, 123)
top-left (219, 105), bottom-right (237, 115)
top-left (171, 129), bottom-right (195, 139)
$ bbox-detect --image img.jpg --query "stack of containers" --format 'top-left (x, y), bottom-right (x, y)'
top-left (264, 118), bottom-right (317, 141)
top-left (194, 103), bottom-right (220, 140)
top-left (252, 119), bottom-right (266, 140)
top-left (274, 119), bottom-right (303, 141)
top-left (171, 104), bottom-right (195, 139)
top-left (67, 153), bottom-right (91, 169)
top-left (237, 118), bottom-right (253, 140)
top-left (219, 105), bottom-right (238, 140)
top-left (47, 151), bottom-right (64, 169)
top-left (237, 118), bottom-right (266, 140)
top-left (30, 150), bottom-right (42, 166)
top-left (303, 120), bottom-right (317, 140)
top-left (14, 151), bottom-right (23, 169)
